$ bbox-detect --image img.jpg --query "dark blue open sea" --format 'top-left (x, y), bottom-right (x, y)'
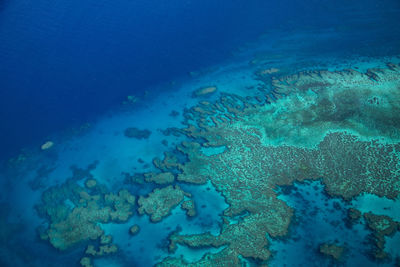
top-left (1, 0), bottom-right (400, 266)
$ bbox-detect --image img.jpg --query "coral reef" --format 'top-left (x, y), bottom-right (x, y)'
top-left (152, 152), bottom-right (181, 172)
top-left (159, 248), bottom-right (248, 267)
top-left (156, 64), bottom-right (400, 265)
top-left (144, 171), bottom-right (175, 185)
top-left (348, 208), bottom-right (362, 221)
top-left (85, 178), bottom-right (97, 189)
top-left (192, 86), bottom-right (217, 97)
top-left (318, 132), bottom-right (400, 199)
top-left (124, 127), bottom-right (151, 139)
top-left (123, 172), bottom-right (145, 184)
top-left (138, 185), bottom-right (189, 222)
top-left (181, 199), bottom-right (196, 217)
top-left (266, 63), bottom-right (400, 147)
top-left (122, 95), bottom-right (139, 105)
top-left (165, 212), bottom-right (275, 265)
top-left (44, 195), bottom-right (109, 250)
top-left (85, 243), bottom-right (118, 256)
top-left (104, 189), bottom-right (136, 222)
top-left (319, 243), bottom-right (345, 261)
top-left (36, 162), bottom-right (136, 252)
top-left (41, 141), bottom-right (54, 150)
top-left (256, 67), bottom-right (280, 78)
top-left (32, 63), bottom-right (400, 266)
top-left (129, 224), bottom-right (140, 236)
top-left (100, 234), bottom-right (112, 244)
top-left (80, 257), bottom-right (93, 267)
top-left (347, 208), bottom-right (362, 226)
top-left (364, 212), bottom-right (399, 260)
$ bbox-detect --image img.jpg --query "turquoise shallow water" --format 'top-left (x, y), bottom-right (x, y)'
top-left (1, 1), bottom-right (400, 266)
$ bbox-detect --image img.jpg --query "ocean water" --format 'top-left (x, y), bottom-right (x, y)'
top-left (1, 0), bottom-right (400, 266)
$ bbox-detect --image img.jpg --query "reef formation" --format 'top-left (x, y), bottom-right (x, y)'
top-left (124, 127), bottom-right (152, 139)
top-left (158, 63), bottom-right (400, 265)
top-left (319, 243), bottom-right (345, 261)
top-left (364, 212), bottom-right (400, 259)
top-left (35, 63), bottom-right (400, 266)
top-left (35, 162), bottom-right (136, 265)
top-left (192, 86), bottom-right (218, 98)
top-left (138, 185), bottom-right (190, 223)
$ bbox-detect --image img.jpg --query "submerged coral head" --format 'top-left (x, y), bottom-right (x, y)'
top-left (41, 141), bottom-right (54, 150)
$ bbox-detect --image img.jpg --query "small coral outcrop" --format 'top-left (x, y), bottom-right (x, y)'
top-left (129, 224), bottom-right (140, 236)
top-left (319, 243), bottom-right (345, 261)
top-left (364, 212), bottom-right (399, 260)
top-left (124, 127), bottom-right (151, 139)
top-left (192, 86), bottom-right (217, 97)
top-left (181, 199), bottom-right (196, 217)
top-left (138, 185), bottom-right (188, 222)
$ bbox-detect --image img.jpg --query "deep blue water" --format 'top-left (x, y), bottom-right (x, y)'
top-left (1, 0), bottom-right (400, 160)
